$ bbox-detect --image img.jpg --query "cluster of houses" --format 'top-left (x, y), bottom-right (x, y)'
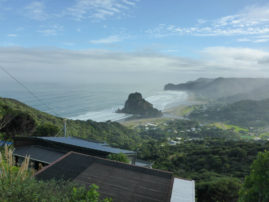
top-left (10, 136), bottom-right (195, 202)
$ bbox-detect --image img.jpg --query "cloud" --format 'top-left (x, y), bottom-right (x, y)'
top-left (7, 34), bottom-right (17, 37)
top-left (238, 38), bottom-right (269, 43)
top-left (237, 34), bottom-right (269, 43)
top-left (201, 47), bottom-right (269, 72)
top-left (37, 25), bottom-right (63, 36)
top-left (146, 4), bottom-right (269, 41)
top-left (66, 0), bottom-right (138, 20)
top-left (62, 42), bottom-right (75, 46)
top-left (1, 0), bottom-right (138, 22)
top-left (89, 35), bottom-right (122, 44)
top-left (0, 46), bottom-right (268, 84)
top-left (215, 5), bottom-right (269, 27)
top-left (24, 1), bottom-right (48, 21)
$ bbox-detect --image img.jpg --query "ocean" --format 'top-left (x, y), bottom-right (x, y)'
top-left (0, 81), bottom-right (188, 122)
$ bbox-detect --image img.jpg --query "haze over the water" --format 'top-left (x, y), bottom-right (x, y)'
top-left (1, 0), bottom-right (269, 121)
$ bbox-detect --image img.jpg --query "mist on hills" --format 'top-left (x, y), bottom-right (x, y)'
top-left (165, 77), bottom-right (269, 102)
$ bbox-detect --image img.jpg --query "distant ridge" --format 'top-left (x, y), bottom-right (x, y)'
top-left (164, 77), bottom-right (269, 101)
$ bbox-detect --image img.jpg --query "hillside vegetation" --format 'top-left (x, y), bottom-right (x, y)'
top-left (189, 99), bottom-right (269, 127)
top-left (0, 97), bottom-right (140, 149)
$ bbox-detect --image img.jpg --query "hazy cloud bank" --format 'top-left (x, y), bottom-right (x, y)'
top-left (0, 46), bottom-right (268, 85)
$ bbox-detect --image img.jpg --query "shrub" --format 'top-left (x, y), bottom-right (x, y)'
top-left (107, 153), bottom-right (130, 163)
top-left (33, 123), bottom-right (59, 136)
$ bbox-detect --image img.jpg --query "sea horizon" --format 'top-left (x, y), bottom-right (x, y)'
top-left (0, 80), bottom-right (188, 122)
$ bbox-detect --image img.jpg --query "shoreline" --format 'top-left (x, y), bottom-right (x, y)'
top-left (70, 90), bottom-right (204, 123)
top-left (118, 92), bottom-right (205, 124)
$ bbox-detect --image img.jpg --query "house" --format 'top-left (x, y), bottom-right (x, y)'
top-left (35, 151), bottom-right (195, 202)
top-left (13, 136), bottom-right (137, 169)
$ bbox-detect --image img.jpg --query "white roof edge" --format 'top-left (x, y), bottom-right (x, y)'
top-left (170, 178), bottom-right (195, 202)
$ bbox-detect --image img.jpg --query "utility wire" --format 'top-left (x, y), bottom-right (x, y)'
top-left (1, 66), bottom-right (110, 120)
top-left (0, 65), bottom-right (72, 137)
top-left (55, 126), bottom-right (64, 137)
top-left (0, 65), bottom-right (61, 117)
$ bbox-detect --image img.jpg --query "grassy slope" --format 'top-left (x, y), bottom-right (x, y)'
top-left (122, 117), bottom-right (170, 129)
top-left (0, 97), bottom-right (63, 125)
top-left (211, 123), bottom-right (248, 133)
top-left (0, 97), bottom-right (140, 149)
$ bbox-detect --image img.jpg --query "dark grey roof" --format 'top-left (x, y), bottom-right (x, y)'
top-left (14, 145), bottom-right (66, 164)
top-left (35, 152), bottom-right (173, 202)
top-left (37, 137), bottom-right (136, 155)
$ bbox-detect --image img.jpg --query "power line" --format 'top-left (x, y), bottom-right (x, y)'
top-left (0, 66), bottom-right (118, 122)
top-left (0, 65), bottom-right (72, 137)
top-left (0, 65), bottom-right (61, 117)
top-left (55, 126), bottom-right (64, 137)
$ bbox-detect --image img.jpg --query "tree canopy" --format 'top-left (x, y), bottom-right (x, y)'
top-left (239, 151), bottom-right (269, 202)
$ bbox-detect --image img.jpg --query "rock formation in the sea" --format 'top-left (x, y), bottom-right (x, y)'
top-left (117, 92), bottom-right (162, 118)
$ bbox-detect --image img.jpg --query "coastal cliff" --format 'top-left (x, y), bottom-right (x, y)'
top-left (164, 77), bottom-right (269, 101)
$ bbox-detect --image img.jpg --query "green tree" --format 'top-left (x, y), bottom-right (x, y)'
top-left (238, 151), bottom-right (269, 202)
top-left (1, 110), bottom-right (36, 138)
top-left (107, 153), bottom-right (129, 163)
top-left (196, 177), bottom-right (241, 202)
top-left (33, 123), bottom-right (59, 136)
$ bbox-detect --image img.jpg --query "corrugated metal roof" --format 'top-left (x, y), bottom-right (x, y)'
top-left (171, 178), bottom-right (195, 202)
top-left (38, 137), bottom-right (136, 154)
top-left (14, 145), bottom-right (66, 164)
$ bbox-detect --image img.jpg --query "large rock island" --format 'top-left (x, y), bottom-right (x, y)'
top-left (117, 92), bottom-right (162, 118)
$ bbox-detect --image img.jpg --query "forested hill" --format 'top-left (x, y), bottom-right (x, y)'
top-left (219, 85), bottom-right (269, 103)
top-left (0, 97), bottom-right (140, 149)
top-left (189, 99), bottom-right (269, 127)
top-left (164, 77), bottom-right (269, 100)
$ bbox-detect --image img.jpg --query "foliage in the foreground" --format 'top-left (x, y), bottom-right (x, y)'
top-left (107, 153), bottom-right (130, 163)
top-left (0, 145), bottom-right (111, 202)
top-left (0, 178), bottom-right (112, 202)
top-left (238, 151), bottom-right (269, 202)
top-left (0, 145), bottom-right (32, 183)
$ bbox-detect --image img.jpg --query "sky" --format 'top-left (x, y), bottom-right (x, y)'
top-left (1, 0), bottom-right (269, 85)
